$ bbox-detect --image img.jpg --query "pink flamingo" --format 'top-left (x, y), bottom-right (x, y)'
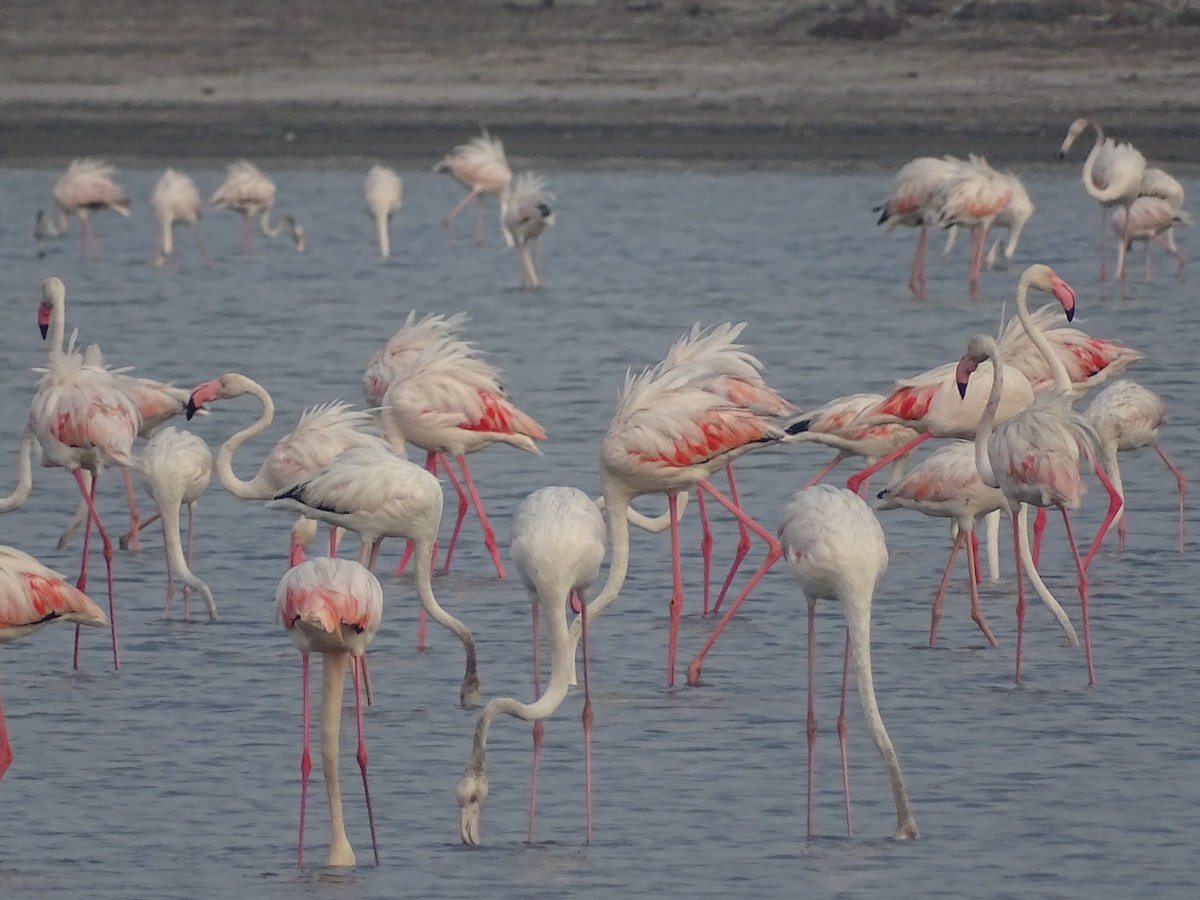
top-left (29, 333), bottom-right (141, 669)
top-left (132, 427), bottom-right (216, 621)
top-left (958, 325), bottom-right (1123, 685)
top-left (500, 172), bottom-right (556, 290)
top-left (943, 168), bottom-right (1036, 271)
top-left (52, 159), bottom-right (130, 260)
top-left (361, 310), bottom-right (471, 410)
top-left (269, 446), bottom-right (481, 707)
top-left (1111, 197), bottom-right (1191, 282)
top-left (210, 160), bottom-right (304, 254)
top-left (875, 155), bottom-right (962, 298)
top-left (927, 154), bottom-right (1013, 299)
top-left (0, 546), bottom-right (108, 780)
top-left (364, 164), bottom-right (403, 258)
top-left (457, 486), bottom-right (607, 845)
top-left (185, 373), bottom-right (388, 560)
top-left (1058, 117), bottom-right (1146, 281)
top-left (278, 557), bottom-right (381, 867)
top-left (779, 485), bottom-right (919, 840)
top-left (1085, 380), bottom-right (1185, 560)
top-left (382, 340), bottom-right (545, 581)
top-left (151, 168), bottom-right (211, 269)
top-left (434, 130), bottom-right (512, 243)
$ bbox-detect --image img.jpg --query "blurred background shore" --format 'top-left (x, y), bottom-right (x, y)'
top-left (3, 0), bottom-right (1197, 166)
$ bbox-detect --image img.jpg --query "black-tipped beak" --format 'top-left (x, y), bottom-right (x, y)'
top-left (39, 323), bottom-right (48, 339)
top-left (956, 379), bottom-right (968, 399)
top-left (876, 489), bottom-right (889, 500)
top-left (185, 398), bottom-right (200, 420)
top-left (1056, 150), bottom-right (1066, 160)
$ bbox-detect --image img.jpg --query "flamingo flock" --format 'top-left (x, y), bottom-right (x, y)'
top-left (1, 121), bottom-right (1190, 869)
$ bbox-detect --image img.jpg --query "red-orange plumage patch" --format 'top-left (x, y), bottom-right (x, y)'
top-left (21, 574), bottom-right (71, 620)
top-left (877, 385), bottom-right (934, 422)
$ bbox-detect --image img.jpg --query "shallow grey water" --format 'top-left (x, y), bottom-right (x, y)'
top-left (0, 164), bottom-right (1197, 899)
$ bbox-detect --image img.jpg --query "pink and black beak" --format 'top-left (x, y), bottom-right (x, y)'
top-left (1049, 273), bottom-right (1076, 322)
top-left (955, 355), bottom-right (978, 399)
top-left (37, 303), bottom-right (51, 339)
top-left (185, 393), bottom-right (202, 420)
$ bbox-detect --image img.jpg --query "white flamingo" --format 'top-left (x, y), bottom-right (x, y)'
top-left (52, 158), bottom-right (130, 260)
top-left (151, 168), bottom-right (211, 269)
top-left (364, 164), bottom-right (403, 258)
top-left (500, 172), bottom-right (556, 289)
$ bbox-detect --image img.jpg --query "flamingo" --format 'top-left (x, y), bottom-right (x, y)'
top-left (52, 158), bottom-right (130, 260)
top-left (277, 557), bottom-right (381, 867)
top-left (457, 486), bottom-right (606, 845)
top-left (500, 172), bottom-right (556, 290)
top-left (268, 446), bottom-right (482, 707)
top-left (1111, 197), bottom-right (1191, 282)
top-left (382, 339), bottom-right (545, 581)
top-left (1084, 380), bottom-right (1185, 560)
top-left (779, 485), bottom-right (920, 840)
top-left (1, 546), bottom-right (108, 781)
top-left (434, 129), bottom-right (512, 244)
top-left (184, 373), bottom-right (388, 559)
top-left (364, 164), bottom-right (403, 258)
top-left (1058, 117), bottom-right (1147, 281)
top-left (29, 332), bottom-right (141, 670)
top-left (132, 427), bottom-right (216, 621)
top-left (943, 170), bottom-right (1036, 271)
top-left (210, 161), bottom-right (304, 254)
top-left (927, 154), bottom-right (1014, 298)
top-left (875, 155), bottom-right (962, 298)
top-left (151, 168), bottom-right (212, 269)
top-left (361, 310), bottom-right (471, 410)
top-left (957, 324), bottom-right (1123, 685)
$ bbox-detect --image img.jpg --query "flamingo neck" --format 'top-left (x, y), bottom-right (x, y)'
top-left (0, 427), bottom-right (36, 513)
top-left (1079, 120), bottom-right (1131, 204)
top-left (320, 651), bottom-right (356, 866)
top-left (1015, 275), bottom-right (1072, 395)
top-left (155, 489), bottom-right (217, 620)
top-left (973, 339), bottom-right (1003, 490)
top-left (413, 538), bottom-right (479, 706)
top-left (215, 378), bottom-right (278, 500)
top-left (49, 295), bottom-right (66, 358)
top-left (568, 478), bottom-right (633, 649)
top-left (375, 212), bottom-right (391, 258)
top-left (260, 208), bottom-right (283, 238)
top-left (378, 400), bottom-right (408, 455)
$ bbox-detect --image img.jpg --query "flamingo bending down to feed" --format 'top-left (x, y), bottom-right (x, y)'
top-left (434, 129), bottom-right (513, 243)
top-left (1058, 117), bottom-right (1147, 281)
top-left (0, 427), bottom-right (37, 514)
top-left (500, 172), bottom-right (556, 290)
top-left (184, 373), bottom-right (388, 561)
top-left (0, 546), bottom-right (108, 781)
top-left (875, 155), bottom-right (962, 298)
top-left (942, 169), bottom-right (1036, 271)
top-left (151, 168), bottom-right (211, 269)
top-left (269, 446), bottom-right (482, 707)
top-left (1084, 380), bottom-right (1185, 560)
top-left (361, 310), bottom-right (471, 410)
top-left (1110, 197), bottom-right (1191, 282)
top-left (30, 330), bottom-right (141, 670)
top-left (779, 485), bottom-right (919, 840)
top-left (364, 164), bottom-right (403, 258)
top-left (210, 160), bottom-right (304, 254)
top-left (1128, 166), bottom-right (1189, 279)
top-left (133, 427), bottom-right (216, 621)
top-left (277, 557), bottom-right (381, 867)
top-left (926, 154), bottom-right (1013, 299)
top-left (52, 158), bottom-right (130, 260)
top-left (457, 486), bottom-right (607, 845)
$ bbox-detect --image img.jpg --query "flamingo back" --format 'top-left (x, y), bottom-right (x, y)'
top-left (0, 547), bottom-right (107, 642)
top-left (779, 484), bottom-right (887, 601)
top-left (264, 402), bottom-right (388, 489)
top-left (435, 131), bottom-right (512, 192)
top-left (1085, 380), bottom-right (1166, 451)
top-left (276, 557), bottom-right (382, 656)
top-left (877, 440), bottom-right (1007, 517)
top-left (877, 156), bottom-right (961, 230)
top-left (211, 160), bottom-right (276, 209)
top-left (53, 159), bottom-right (130, 215)
top-left (362, 311), bottom-right (472, 406)
top-left (511, 486), bottom-right (607, 601)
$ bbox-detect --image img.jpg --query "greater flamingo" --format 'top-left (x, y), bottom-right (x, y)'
top-left (151, 168), bottom-right (211, 269)
top-left (132, 427), bottom-right (216, 621)
top-left (52, 158), bottom-right (130, 260)
top-left (210, 160), bottom-right (304, 254)
top-left (269, 446), bottom-right (482, 707)
top-left (1058, 117), bottom-right (1147, 281)
top-left (500, 172), bottom-right (556, 290)
top-left (184, 373), bottom-right (387, 559)
top-left (927, 154), bottom-right (1013, 298)
top-left (1, 546), bottom-right (108, 780)
top-left (364, 164), bottom-right (403, 258)
top-left (943, 169), bottom-right (1036, 270)
top-left (1111, 197), bottom-right (1191, 282)
top-left (875, 155), bottom-right (962, 298)
top-left (29, 333), bottom-right (141, 669)
top-left (779, 485), bottom-right (919, 840)
top-left (457, 486), bottom-right (606, 845)
top-left (434, 129), bottom-right (512, 243)
top-left (361, 310), bottom-right (471, 410)
top-left (1084, 380), bottom-right (1185, 559)
top-left (277, 557), bottom-right (381, 867)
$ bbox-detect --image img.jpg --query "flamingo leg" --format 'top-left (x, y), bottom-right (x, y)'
top-left (712, 465), bottom-right (752, 614)
top-left (805, 599), bottom-right (818, 837)
top-left (72, 469), bottom-right (119, 670)
top-left (847, 432), bottom-right (930, 496)
top-left (297, 655), bottom-right (312, 867)
top-left (1032, 506), bottom-right (1048, 567)
top-left (836, 630), bottom-right (854, 837)
top-left (1154, 441), bottom-right (1187, 553)
top-left (239, 213), bottom-right (255, 255)
top-left (581, 595), bottom-right (594, 843)
top-left (162, 517), bottom-right (175, 619)
top-left (453, 454), bottom-right (507, 579)
top-left (1082, 463), bottom-right (1126, 570)
top-left (666, 494), bottom-right (684, 688)
top-left (1060, 510), bottom-right (1096, 685)
top-left (908, 226), bottom-right (928, 298)
top-left (439, 452), bottom-right (471, 574)
top-left (966, 527), bottom-right (998, 646)
top-left (183, 504), bottom-right (195, 621)
top-left (518, 243), bottom-right (541, 289)
top-left (80, 215), bottom-right (99, 260)
top-left (442, 186), bottom-right (481, 235)
top-left (803, 453), bottom-right (844, 489)
top-left (528, 598), bottom-right (543, 843)
top-left (0, 693), bottom-right (12, 781)
top-left (121, 469), bottom-right (142, 552)
top-left (686, 481), bottom-right (783, 686)
top-left (696, 489), bottom-right (712, 614)
top-left (73, 483), bottom-right (95, 668)
top-left (1098, 206), bottom-right (1108, 282)
top-left (1118, 210), bottom-right (1132, 281)
top-left (1011, 507), bottom-right (1027, 684)
top-left (473, 195), bottom-right (487, 246)
top-left (969, 530), bottom-right (982, 584)
top-left (190, 223), bottom-right (213, 270)
top-left (968, 225), bottom-right (986, 300)
top-left (352, 655), bottom-right (380, 866)
top-left (928, 530), bottom-right (965, 647)
top-left (119, 511), bottom-right (162, 550)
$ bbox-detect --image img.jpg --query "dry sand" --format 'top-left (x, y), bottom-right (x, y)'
top-left (2, 0), bottom-right (1198, 167)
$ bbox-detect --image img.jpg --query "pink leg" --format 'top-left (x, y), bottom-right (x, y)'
top-left (1099, 206), bottom-right (1108, 282)
top-left (0, 694), bottom-right (12, 781)
top-left (1060, 510), bottom-right (1096, 685)
top-left (1118, 211), bottom-right (1132, 281)
top-left (580, 596), bottom-right (594, 843)
top-left (328, 525), bottom-right (338, 558)
top-left (191, 224), bottom-right (213, 270)
top-left (928, 531), bottom-right (965, 647)
top-left (474, 196), bottom-right (487, 246)
top-left (1145, 240), bottom-right (1153, 283)
top-left (965, 530), bottom-right (997, 646)
top-left (528, 599), bottom-right (544, 843)
top-left (439, 453), bottom-right (470, 574)
top-left (697, 489), bottom-right (713, 614)
top-left (122, 469), bottom-right (141, 552)
top-left (72, 469), bottom-right (119, 670)
top-left (352, 655), bottom-right (380, 865)
top-left (453, 455), bottom-right (507, 579)
top-left (239, 214), bottom-right (255, 255)
top-left (1154, 442), bottom-right (1187, 553)
top-left (442, 187), bottom-right (481, 235)
top-left (1011, 508), bottom-right (1027, 684)
top-left (847, 432), bottom-right (930, 496)
top-left (803, 454), bottom-right (843, 489)
top-left (666, 494), bottom-right (684, 688)
top-left (969, 529), bottom-right (983, 584)
top-left (1032, 506), bottom-right (1048, 567)
top-left (712, 465), bottom-right (752, 614)
top-left (1082, 463), bottom-right (1125, 571)
top-left (686, 481), bottom-right (783, 685)
top-left (968, 225), bottom-right (985, 300)
top-left (183, 504), bottom-right (195, 621)
top-left (297, 655), bottom-right (312, 867)
top-left (805, 600), bottom-right (817, 837)
top-left (908, 226), bottom-right (928, 298)
top-left (836, 631), bottom-right (853, 836)
top-left (81, 216), bottom-right (99, 260)
top-left (119, 511), bottom-right (161, 550)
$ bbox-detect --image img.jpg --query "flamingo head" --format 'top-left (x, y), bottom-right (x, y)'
top-left (37, 301), bottom-right (51, 339)
top-left (38, 276), bottom-right (66, 339)
top-left (1058, 116), bottom-right (1092, 158)
top-left (955, 334), bottom-right (993, 399)
top-left (185, 376), bottom-right (230, 419)
top-left (456, 768), bottom-right (489, 846)
top-left (1024, 263), bottom-right (1076, 321)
